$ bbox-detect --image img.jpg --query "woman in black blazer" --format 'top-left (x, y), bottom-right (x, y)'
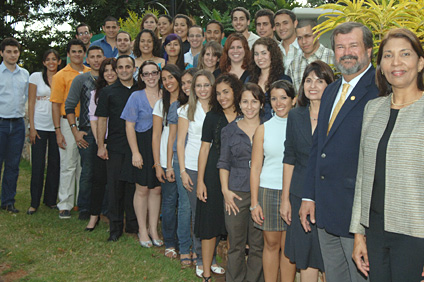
top-left (281, 61), bottom-right (334, 281)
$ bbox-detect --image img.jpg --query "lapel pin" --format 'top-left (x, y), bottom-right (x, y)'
top-left (350, 96), bottom-right (356, 101)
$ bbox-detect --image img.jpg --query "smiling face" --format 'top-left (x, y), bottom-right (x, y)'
top-left (143, 16), bottom-right (157, 32)
top-left (161, 70), bottom-right (179, 93)
top-left (86, 49), bottom-right (105, 71)
top-left (216, 82), bottom-right (235, 110)
top-left (334, 28), bottom-right (372, 80)
top-left (270, 88), bottom-right (294, 118)
top-left (206, 23), bottom-right (224, 43)
top-left (297, 25), bottom-right (319, 58)
top-left (76, 26), bottom-right (92, 45)
top-left (42, 52), bottom-right (61, 73)
top-left (253, 44), bottom-right (271, 70)
top-left (174, 18), bottom-right (188, 41)
top-left (103, 21), bottom-right (119, 40)
top-left (303, 71), bottom-right (328, 102)
top-left (165, 39), bottom-right (181, 58)
top-left (140, 64), bottom-right (160, 88)
top-left (158, 17), bottom-right (172, 36)
top-left (203, 47), bottom-right (219, 69)
top-left (103, 64), bottom-right (117, 85)
top-left (228, 40), bottom-right (245, 64)
top-left (67, 44), bottom-right (85, 65)
top-left (139, 32), bottom-right (154, 55)
top-left (194, 75), bottom-right (212, 101)
top-left (116, 57), bottom-right (135, 82)
top-left (188, 27), bottom-right (204, 49)
top-left (274, 14), bottom-right (297, 41)
top-left (256, 16), bottom-right (275, 38)
top-left (117, 32), bottom-right (132, 54)
top-left (240, 90), bottom-right (261, 119)
top-left (181, 73), bottom-right (193, 96)
top-left (232, 11), bottom-right (249, 33)
top-left (380, 37), bottom-right (424, 92)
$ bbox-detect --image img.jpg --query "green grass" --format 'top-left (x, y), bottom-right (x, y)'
top-left (0, 160), bottom-right (199, 281)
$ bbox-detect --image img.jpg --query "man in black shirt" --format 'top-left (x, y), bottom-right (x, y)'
top-left (95, 55), bottom-right (139, 241)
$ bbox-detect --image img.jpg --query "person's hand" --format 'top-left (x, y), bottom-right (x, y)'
top-left (166, 168), bottom-right (175, 182)
top-left (155, 166), bottom-right (166, 183)
top-left (223, 189), bottom-right (242, 215)
top-left (251, 204), bottom-right (264, 225)
top-left (197, 181), bottom-right (207, 202)
top-left (352, 234), bottom-right (369, 277)
top-left (74, 130), bottom-right (88, 149)
top-left (56, 132), bottom-right (67, 149)
top-left (299, 200), bottom-right (316, 232)
top-left (97, 144), bottom-right (108, 160)
top-left (421, 266), bottom-right (424, 282)
top-left (132, 152), bottom-right (143, 169)
top-left (181, 170), bottom-right (193, 192)
top-left (29, 127), bottom-right (40, 144)
top-left (280, 198), bottom-right (292, 225)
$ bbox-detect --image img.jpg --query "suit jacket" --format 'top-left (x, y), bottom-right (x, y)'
top-left (303, 66), bottom-right (378, 238)
top-left (283, 106), bottom-right (313, 198)
top-left (350, 95), bottom-right (424, 239)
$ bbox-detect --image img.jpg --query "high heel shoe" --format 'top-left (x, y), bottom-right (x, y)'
top-left (148, 230), bottom-right (164, 247)
top-left (202, 274), bottom-right (212, 282)
top-left (138, 233), bottom-right (153, 248)
top-left (26, 207), bottom-right (37, 215)
top-left (85, 216), bottom-right (100, 232)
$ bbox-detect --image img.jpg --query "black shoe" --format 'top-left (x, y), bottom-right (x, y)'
top-left (59, 210), bottom-right (71, 219)
top-left (2, 204), bottom-right (19, 213)
top-left (107, 234), bottom-right (121, 242)
top-left (85, 216), bottom-right (100, 232)
top-left (26, 208), bottom-right (37, 215)
top-left (78, 211), bottom-right (90, 220)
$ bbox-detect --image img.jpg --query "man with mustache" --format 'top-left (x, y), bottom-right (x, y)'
top-left (299, 22), bottom-right (378, 282)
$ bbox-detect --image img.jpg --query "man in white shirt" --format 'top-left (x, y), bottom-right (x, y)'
top-left (184, 25), bottom-right (204, 66)
top-left (231, 7), bottom-right (260, 49)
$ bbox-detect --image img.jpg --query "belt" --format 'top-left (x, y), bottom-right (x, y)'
top-left (0, 117), bottom-right (22, 121)
top-left (36, 96), bottom-right (50, 101)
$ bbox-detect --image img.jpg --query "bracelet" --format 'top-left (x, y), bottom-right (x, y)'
top-left (180, 169), bottom-right (186, 177)
top-left (70, 124), bottom-right (77, 128)
top-left (249, 203), bottom-right (259, 211)
top-left (152, 163), bottom-right (161, 169)
top-left (166, 168), bottom-right (174, 172)
top-left (54, 126), bottom-right (61, 130)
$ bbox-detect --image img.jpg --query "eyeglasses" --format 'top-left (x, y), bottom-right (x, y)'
top-left (78, 31), bottom-right (90, 36)
top-left (195, 83), bottom-right (211, 89)
top-left (189, 34), bottom-right (203, 39)
top-left (141, 71), bottom-right (159, 77)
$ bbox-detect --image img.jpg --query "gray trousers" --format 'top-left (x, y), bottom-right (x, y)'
top-left (318, 228), bottom-right (368, 282)
top-left (225, 191), bottom-right (264, 282)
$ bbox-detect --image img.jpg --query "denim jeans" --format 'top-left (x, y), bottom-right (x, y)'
top-left (0, 118), bottom-right (25, 207)
top-left (30, 130), bottom-right (59, 208)
top-left (161, 165), bottom-right (178, 249)
top-left (77, 128), bottom-right (96, 213)
top-left (173, 153), bottom-right (192, 255)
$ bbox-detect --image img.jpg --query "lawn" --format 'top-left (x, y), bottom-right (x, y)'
top-left (0, 160), bottom-right (200, 281)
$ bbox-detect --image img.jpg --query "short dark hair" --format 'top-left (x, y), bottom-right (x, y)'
top-left (66, 39), bottom-right (86, 53)
top-left (255, 9), bottom-right (275, 27)
top-left (231, 7), bottom-right (250, 21)
top-left (117, 30), bottom-right (132, 41)
top-left (269, 80), bottom-right (296, 100)
top-left (331, 22), bottom-right (373, 52)
top-left (274, 9), bottom-right (296, 23)
top-left (188, 25), bottom-right (204, 37)
top-left (206, 20), bottom-right (224, 34)
top-left (297, 61), bottom-right (335, 107)
top-left (239, 82), bottom-right (265, 109)
top-left (87, 45), bottom-right (104, 56)
top-left (76, 22), bottom-right (91, 34)
top-left (376, 28), bottom-right (424, 97)
top-left (116, 54), bottom-right (135, 67)
top-left (296, 19), bottom-right (317, 30)
top-left (103, 16), bottom-right (119, 26)
top-left (0, 37), bottom-right (21, 52)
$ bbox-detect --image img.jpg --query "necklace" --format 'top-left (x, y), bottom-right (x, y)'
top-left (391, 91), bottom-right (424, 107)
top-left (309, 106), bottom-right (318, 121)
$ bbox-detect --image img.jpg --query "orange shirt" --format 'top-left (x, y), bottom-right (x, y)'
top-left (50, 64), bottom-right (90, 116)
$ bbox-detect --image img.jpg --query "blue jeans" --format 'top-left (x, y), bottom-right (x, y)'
top-left (173, 153), bottom-right (192, 255)
top-left (77, 128), bottom-right (96, 213)
top-left (161, 164), bottom-right (178, 249)
top-left (0, 118), bottom-right (25, 207)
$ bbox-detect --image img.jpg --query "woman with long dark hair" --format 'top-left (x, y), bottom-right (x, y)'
top-left (27, 49), bottom-right (61, 215)
top-left (134, 29), bottom-right (165, 75)
top-left (163, 34), bottom-right (186, 71)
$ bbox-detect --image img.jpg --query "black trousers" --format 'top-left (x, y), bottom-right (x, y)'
top-left (106, 152), bottom-right (138, 236)
top-left (89, 153), bottom-right (107, 215)
top-left (366, 211), bottom-right (424, 282)
top-left (30, 130), bottom-right (59, 208)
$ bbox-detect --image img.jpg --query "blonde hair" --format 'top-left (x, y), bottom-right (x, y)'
top-left (187, 70), bottom-right (215, 121)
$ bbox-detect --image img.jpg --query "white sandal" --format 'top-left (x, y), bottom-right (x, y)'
top-left (211, 264), bottom-right (225, 275)
top-left (164, 248), bottom-right (177, 259)
top-left (196, 265), bottom-right (204, 278)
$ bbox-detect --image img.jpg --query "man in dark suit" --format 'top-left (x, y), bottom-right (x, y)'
top-left (299, 22), bottom-right (378, 282)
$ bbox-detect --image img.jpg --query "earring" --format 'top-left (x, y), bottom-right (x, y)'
top-left (381, 70), bottom-right (384, 75)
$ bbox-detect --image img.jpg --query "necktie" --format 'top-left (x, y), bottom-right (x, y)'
top-left (327, 83), bottom-right (350, 135)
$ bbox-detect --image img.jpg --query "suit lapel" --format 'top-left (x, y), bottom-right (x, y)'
top-left (299, 107), bottom-right (313, 145)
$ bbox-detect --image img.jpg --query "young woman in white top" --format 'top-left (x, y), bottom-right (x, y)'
top-left (27, 49), bottom-right (61, 215)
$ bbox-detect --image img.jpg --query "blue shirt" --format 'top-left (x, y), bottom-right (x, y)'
top-left (120, 89), bottom-right (153, 133)
top-left (167, 100), bottom-right (180, 152)
top-left (0, 62), bottom-right (29, 118)
top-left (90, 36), bottom-right (118, 58)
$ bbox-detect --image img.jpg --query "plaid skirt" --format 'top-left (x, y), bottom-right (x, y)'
top-left (254, 186), bottom-right (287, 231)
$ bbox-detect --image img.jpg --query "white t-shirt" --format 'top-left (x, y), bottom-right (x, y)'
top-left (29, 72), bottom-right (54, 131)
top-left (177, 100), bottom-right (206, 171)
top-left (152, 99), bottom-right (170, 168)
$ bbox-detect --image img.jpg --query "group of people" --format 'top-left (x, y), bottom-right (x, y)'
top-left (1, 6), bottom-right (424, 282)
